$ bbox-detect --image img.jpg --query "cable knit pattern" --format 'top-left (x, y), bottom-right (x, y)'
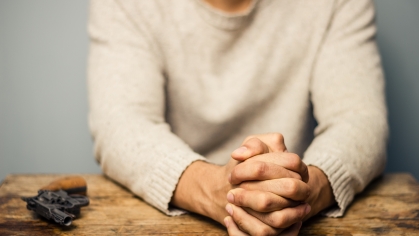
top-left (88, 0), bottom-right (388, 217)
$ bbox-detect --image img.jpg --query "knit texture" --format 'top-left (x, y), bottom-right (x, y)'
top-left (88, 0), bottom-right (388, 217)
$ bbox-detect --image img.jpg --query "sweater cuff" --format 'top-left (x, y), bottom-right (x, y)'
top-left (303, 153), bottom-right (355, 217)
top-left (140, 150), bottom-right (206, 216)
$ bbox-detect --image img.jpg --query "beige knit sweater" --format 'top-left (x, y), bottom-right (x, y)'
top-left (88, 0), bottom-right (388, 217)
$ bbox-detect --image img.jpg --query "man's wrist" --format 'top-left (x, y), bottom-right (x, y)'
top-left (305, 166), bottom-right (336, 219)
top-left (171, 161), bottom-right (228, 223)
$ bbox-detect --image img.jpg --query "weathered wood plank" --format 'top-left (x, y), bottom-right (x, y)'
top-left (0, 174), bottom-right (132, 197)
top-left (1, 173), bottom-right (418, 235)
top-left (361, 174), bottom-right (419, 196)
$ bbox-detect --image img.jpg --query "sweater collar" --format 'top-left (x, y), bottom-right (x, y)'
top-left (194, 0), bottom-right (259, 31)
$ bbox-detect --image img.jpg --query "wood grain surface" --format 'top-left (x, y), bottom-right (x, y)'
top-left (1, 173), bottom-right (418, 235)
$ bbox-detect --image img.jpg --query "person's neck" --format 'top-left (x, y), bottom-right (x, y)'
top-left (203, 0), bottom-right (253, 14)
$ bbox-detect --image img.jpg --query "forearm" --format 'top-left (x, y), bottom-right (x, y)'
top-left (307, 0), bottom-right (387, 217)
top-left (303, 114), bottom-right (387, 217)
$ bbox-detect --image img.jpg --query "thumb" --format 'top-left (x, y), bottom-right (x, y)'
top-left (231, 137), bottom-right (269, 161)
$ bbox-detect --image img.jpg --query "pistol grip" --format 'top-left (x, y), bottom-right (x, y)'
top-left (40, 176), bottom-right (87, 195)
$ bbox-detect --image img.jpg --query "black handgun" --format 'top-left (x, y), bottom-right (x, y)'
top-left (22, 189), bottom-right (89, 226)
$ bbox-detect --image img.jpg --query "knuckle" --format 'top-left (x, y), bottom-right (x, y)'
top-left (230, 168), bottom-right (240, 184)
top-left (269, 133), bottom-right (285, 151)
top-left (253, 161), bottom-right (268, 178)
top-left (284, 179), bottom-right (299, 196)
top-left (247, 138), bottom-right (264, 154)
top-left (270, 133), bottom-right (284, 143)
top-left (271, 213), bottom-right (286, 228)
top-left (242, 137), bottom-right (262, 152)
top-left (288, 153), bottom-right (301, 163)
top-left (230, 168), bottom-right (237, 180)
top-left (287, 153), bottom-right (302, 169)
top-left (258, 194), bottom-right (273, 211)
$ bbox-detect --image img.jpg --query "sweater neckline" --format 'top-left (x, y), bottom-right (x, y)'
top-left (194, 0), bottom-right (259, 31)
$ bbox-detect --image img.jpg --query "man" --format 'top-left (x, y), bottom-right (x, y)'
top-left (88, 0), bottom-right (388, 235)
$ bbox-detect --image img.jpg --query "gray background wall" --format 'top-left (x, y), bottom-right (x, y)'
top-left (0, 0), bottom-right (101, 180)
top-left (0, 0), bottom-right (418, 182)
top-left (375, 1), bottom-right (419, 180)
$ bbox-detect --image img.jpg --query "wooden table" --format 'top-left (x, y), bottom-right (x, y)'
top-left (1, 173), bottom-right (418, 235)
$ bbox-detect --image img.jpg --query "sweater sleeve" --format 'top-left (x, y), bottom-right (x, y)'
top-left (303, 0), bottom-right (388, 217)
top-left (87, 0), bottom-right (205, 215)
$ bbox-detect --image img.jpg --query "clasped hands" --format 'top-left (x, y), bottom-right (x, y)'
top-left (171, 133), bottom-right (335, 236)
top-left (223, 134), bottom-right (310, 236)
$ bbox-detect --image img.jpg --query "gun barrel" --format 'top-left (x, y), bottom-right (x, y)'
top-left (51, 209), bottom-right (73, 226)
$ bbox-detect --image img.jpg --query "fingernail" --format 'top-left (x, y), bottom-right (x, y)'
top-left (227, 192), bottom-right (234, 203)
top-left (232, 146), bottom-right (247, 155)
top-left (226, 204), bottom-right (233, 215)
top-left (224, 217), bottom-right (230, 228)
top-left (305, 204), bottom-right (311, 214)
